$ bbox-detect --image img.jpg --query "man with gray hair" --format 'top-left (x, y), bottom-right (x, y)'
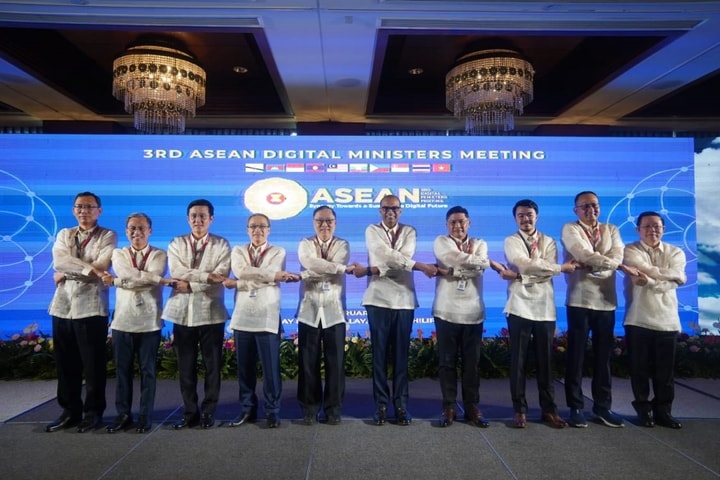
top-left (103, 213), bottom-right (177, 433)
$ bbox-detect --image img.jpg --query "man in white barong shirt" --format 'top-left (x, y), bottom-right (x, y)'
top-left (495, 199), bottom-right (576, 429)
top-left (162, 199), bottom-right (230, 430)
top-left (103, 212), bottom-right (176, 434)
top-left (47, 191), bottom-right (117, 433)
top-left (296, 206), bottom-right (357, 425)
top-left (353, 194), bottom-right (438, 426)
top-left (562, 190), bottom-right (638, 428)
top-left (623, 211), bottom-right (686, 429)
top-left (433, 205), bottom-right (502, 428)
top-left (224, 213), bottom-right (300, 428)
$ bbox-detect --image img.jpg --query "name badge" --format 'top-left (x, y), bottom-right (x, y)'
top-left (322, 281), bottom-right (330, 292)
top-left (456, 279), bottom-right (467, 291)
top-left (249, 289), bottom-right (257, 298)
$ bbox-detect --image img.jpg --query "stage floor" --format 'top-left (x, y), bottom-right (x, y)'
top-left (1, 377), bottom-right (719, 479)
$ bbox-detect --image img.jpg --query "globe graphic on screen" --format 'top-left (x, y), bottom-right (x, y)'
top-left (603, 163), bottom-right (696, 314)
top-left (0, 170), bottom-right (57, 307)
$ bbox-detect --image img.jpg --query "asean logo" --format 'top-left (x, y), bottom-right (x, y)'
top-left (244, 177), bottom-right (308, 220)
top-left (266, 192), bottom-right (286, 205)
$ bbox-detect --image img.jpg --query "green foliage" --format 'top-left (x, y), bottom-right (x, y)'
top-left (344, 334), bottom-right (373, 378)
top-left (3, 323), bottom-right (719, 381)
top-left (480, 337), bottom-right (511, 378)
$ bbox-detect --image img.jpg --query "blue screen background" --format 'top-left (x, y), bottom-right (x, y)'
top-left (0, 134), bottom-right (697, 338)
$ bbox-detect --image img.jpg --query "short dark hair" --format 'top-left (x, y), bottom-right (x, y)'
top-left (74, 191), bottom-right (101, 207)
top-left (380, 194), bottom-right (400, 206)
top-left (446, 205), bottom-right (469, 221)
top-left (574, 191), bottom-right (598, 205)
top-left (636, 211), bottom-right (664, 227)
top-left (313, 205), bottom-right (336, 218)
top-left (248, 212), bottom-right (271, 227)
top-left (125, 212), bottom-right (153, 228)
top-left (187, 199), bottom-right (214, 216)
top-left (513, 199), bottom-right (538, 216)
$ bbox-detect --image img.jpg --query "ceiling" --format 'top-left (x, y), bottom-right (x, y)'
top-left (0, 0), bottom-right (719, 136)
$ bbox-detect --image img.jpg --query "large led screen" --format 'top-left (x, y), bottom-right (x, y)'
top-left (0, 134), bottom-right (698, 338)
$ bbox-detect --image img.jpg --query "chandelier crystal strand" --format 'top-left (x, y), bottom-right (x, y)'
top-left (112, 44), bottom-right (206, 134)
top-left (445, 49), bottom-right (534, 135)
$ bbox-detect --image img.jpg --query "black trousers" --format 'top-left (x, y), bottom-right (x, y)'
top-left (112, 329), bottom-right (161, 419)
top-left (52, 315), bottom-right (108, 418)
top-left (507, 314), bottom-right (558, 414)
top-left (434, 317), bottom-right (483, 410)
top-left (625, 325), bottom-right (677, 417)
top-left (173, 322), bottom-right (225, 418)
top-left (297, 322), bottom-right (346, 417)
top-left (366, 305), bottom-right (413, 412)
top-left (564, 306), bottom-right (615, 410)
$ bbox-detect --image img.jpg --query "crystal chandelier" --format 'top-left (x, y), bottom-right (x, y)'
top-left (112, 41), bottom-right (206, 134)
top-left (445, 49), bottom-right (534, 135)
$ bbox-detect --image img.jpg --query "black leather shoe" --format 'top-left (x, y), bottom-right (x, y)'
top-left (326, 414), bottom-right (341, 426)
top-left (200, 413), bottom-right (214, 429)
top-left (373, 406), bottom-right (387, 426)
top-left (172, 415), bottom-right (199, 430)
top-left (655, 414), bottom-right (682, 429)
top-left (396, 408), bottom-right (412, 426)
top-left (77, 415), bottom-right (102, 433)
top-left (106, 414), bottom-right (133, 433)
top-left (135, 416), bottom-right (151, 433)
top-left (45, 412), bottom-right (80, 433)
top-left (228, 411), bottom-right (256, 427)
top-left (266, 413), bottom-right (280, 429)
top-left (439, 408), bottom-right (456, 427)
top-left (302, 413), bottom-right (316, 426)
top-left (465, 407), bottom-right (489, 428)
top-left (637, 412), bottom-right (655, 428)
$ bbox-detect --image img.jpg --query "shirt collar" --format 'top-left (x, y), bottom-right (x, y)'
top-left (131, 245), bottom-right (149, 255)
top-left (640, 240), bottom-right (664, 253)
top-left (192, 233), bottom-right (209, 245)
top-left (518, 230), bottom-right (537, 241)
top-left (250, 242), bottom-right (267, 253)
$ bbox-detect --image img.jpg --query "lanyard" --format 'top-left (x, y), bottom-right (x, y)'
top-left (74, 227), bottom-right (99, 258)
top-left (517, 232), bottom-right (538, 257)
top-left (313, 237), bottom-right (336, 260)
top-left (248, 244), bottom-right (270, 267)
top-left (189, 236), bottom-right (208, 268)
top-left (129, 247), bottom-right (151, 271)
top-left (579, 221), bottom-right (601, 251)
top-left (451, 236), bottom-right (472, 253)
top-left (381, 223), bottom-right (401, 249)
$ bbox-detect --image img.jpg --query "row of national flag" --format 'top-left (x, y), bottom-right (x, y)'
top-left (244, 163), bottom-right (452, 173)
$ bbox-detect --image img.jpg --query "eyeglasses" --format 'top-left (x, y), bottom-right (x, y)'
top-left (314, 219), bottom-right (335, 225)
top-left (447, 219), bottom-right (468, 226)
top-left (380, 206), bottom-right (401, 213)
top-left (247, 224), bottom-right (270, 230)
top-left (575, 203), bottom-right (600, 211)
top-left (74, 205), bottom-right (99, 211)
top-left (127, 226), bottom-right (148, 232)
top-left (640, 224), bottom-right (664, 231)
